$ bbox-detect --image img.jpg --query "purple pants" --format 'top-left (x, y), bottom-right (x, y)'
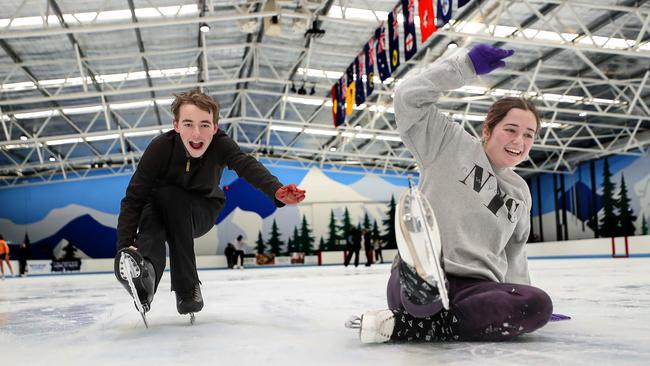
top-left (387, 264), bottom-right (553, 341)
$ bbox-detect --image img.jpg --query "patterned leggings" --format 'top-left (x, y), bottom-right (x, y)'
top-left (386, 257), bottom-right (553, 342)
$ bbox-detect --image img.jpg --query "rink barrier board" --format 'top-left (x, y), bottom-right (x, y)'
top-left (4, 235), bottom-right (649, 276)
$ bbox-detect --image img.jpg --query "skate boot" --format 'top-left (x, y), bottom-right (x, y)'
top-left (346, 309), bottom-right (460, 343)
top-left (394, 179), bottom-right (449, 310)
top-left (114, 247), bottom-right (155, 327)
top-left (345, 309), bottom-right (395, 343)
top-left (176, 283), bottom-right (203, 324)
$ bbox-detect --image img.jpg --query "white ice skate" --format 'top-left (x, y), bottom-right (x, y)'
top-left (345, 310), bottom-right (395, 343)
top-left (395, 179), bottom-right (450, 310)
top-left (119, 252), bottom-right (149, 328)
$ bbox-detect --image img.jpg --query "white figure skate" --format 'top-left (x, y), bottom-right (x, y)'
top-left (395, 179), bottom-right (450, 310)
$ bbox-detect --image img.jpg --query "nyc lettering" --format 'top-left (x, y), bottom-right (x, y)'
top-left (459, 164), bottom-right (522, 222)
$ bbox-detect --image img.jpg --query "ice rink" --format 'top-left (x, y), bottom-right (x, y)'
top-left (1, 258), bottom-right (649, 366)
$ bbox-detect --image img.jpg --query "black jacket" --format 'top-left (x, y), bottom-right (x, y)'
top-left (117, 129), bottom-right (284, 248)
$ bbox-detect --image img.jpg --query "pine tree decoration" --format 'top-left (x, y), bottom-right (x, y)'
top-left (616, 175), bottom-right (637, 236)
top-left (319, 237), bottom-right (326, 252)
top-left (381, 195), bottom-right (398, 249)
top-left (326, 209), bottom-right (340, 251)
top-left (362, 211), bottom-right (371, 230)
top-left (299, 215), bottom-right (315, 254)
top-left (341, 207), bottom-right (353, 243)
top-left (287, 226), bottom-right (300, 254)
top-left (599, 159), bottom-right (619, 238)
top-left (256, 230), bottom-right (265, 254)
top-left (267, 219), bottom-right (283, 256)
top-left (372, 220), bottom-right (380, 240)
top-left (642, 216), bottom-right (649, 235)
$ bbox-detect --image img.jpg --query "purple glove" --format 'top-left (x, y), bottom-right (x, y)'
top-left (549, 313), bottom-right (571, 322)
top-left (467, 44), bottom-right (515, 75)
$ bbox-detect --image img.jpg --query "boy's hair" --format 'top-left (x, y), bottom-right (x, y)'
top-left (483, 97), bottom-right (541, 136)
top-left (171, 89), bottom-right (220, 125)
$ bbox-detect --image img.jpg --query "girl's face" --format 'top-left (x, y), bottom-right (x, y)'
top-left (482, 108), bottom-right (537, 169)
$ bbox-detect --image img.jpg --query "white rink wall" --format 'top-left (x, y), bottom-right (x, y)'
top-left (7, 235), bottom-right (650, 276)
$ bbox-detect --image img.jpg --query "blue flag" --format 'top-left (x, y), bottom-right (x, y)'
top-left (374, 23), bottom-right (392, 81)
top-left (401, 0), bottom-right (418, 61)
top-left (364, 40), bottom-right (375, 97)
top-left (437, 0), bottom-right (452, 27)
top-left (354, 53), bottom-right (365, 105)
top-left (458, 0), bottom-right (471, 7)
top-left (388, 7), bottom-right (401, 73)
top-left (336, 78), bottom-right (346, 126)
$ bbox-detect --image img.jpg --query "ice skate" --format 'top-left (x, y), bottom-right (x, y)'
top-left (395, 179), bottom-right (450, 310)
top-left (345, 309), bottom-right (395, 343)
top-left (114, 248), bottom-right (155, 328)
top-left (176, 284), bottom-right (203, 325)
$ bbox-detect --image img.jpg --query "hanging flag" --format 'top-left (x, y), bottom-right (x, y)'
top-left (345, 64), bottom-right (355, 116)
top-left (387, 7), bottom-right (401, 73)
top-left (401, 0), bottom-right (418, 61)
top-left (354, 53), bottom-right (365, 105)
top-left (458, 0), bottom-right (471, 7)
top-left (364, 40), bottom-right (375, 97)
top-left (437, 0), bottom-right (452, 27)
top-left (331, 83), bottom-right (340, 127)
top-left (335, 78), bottom-right (346, 126)
top-left (374, 23), bottom-right (392, 82)
top-left (418, 0), bottom-right (436, 43)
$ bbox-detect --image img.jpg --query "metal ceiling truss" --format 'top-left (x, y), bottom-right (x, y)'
top-left (1, 0), bottom-right (649, 186)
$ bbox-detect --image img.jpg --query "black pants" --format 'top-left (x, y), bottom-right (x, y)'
top-left (374, 249), bottom-right (383, 263)
top-left (135, 185), bottom-right (219, 293)
top-left (344, 246), bottom-right (360, 267)
top-left (235, 250), bottom-right (244, 266)
top-left (19, 259), bottom-right (27, 275)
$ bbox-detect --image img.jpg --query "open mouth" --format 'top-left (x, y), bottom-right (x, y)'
top-left (504, 147), bottom-right (522, 157)
top-left (189, 141), bottom-right (204, 150)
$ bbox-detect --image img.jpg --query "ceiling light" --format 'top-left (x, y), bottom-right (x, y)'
top-left (49, 156), bottom-right (56, 162)
top-left (578, 112), bottom-right (587, 117)
top-left (199, 22), bottom-right (211, 33)
top-left (447, 42), bottom-right (458, 49)
top-left (19, 135), bottom-right (28, 141)
top-left (329, 147), bottom-right (337, 152)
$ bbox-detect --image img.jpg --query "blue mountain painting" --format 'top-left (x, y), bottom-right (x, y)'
top-left (216, 178), bottom-right (278, 224)
top-left (556, 181), bottom-right (603, 222)
top-left (30, 214), bottom-right (117, 259)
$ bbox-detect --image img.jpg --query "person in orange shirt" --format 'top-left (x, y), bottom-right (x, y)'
top-left (0, 235), bottom-right (15, 279)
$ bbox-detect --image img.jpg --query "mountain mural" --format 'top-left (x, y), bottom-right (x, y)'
top-left (555, 181), bottom-right (603, 222)
top-left (29, 214), bottom-right (117, 259)
top-left (216, 178), bottom-right (279, 224)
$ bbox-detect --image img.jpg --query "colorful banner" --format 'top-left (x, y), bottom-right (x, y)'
top-left (387, 7), bottom-right (401, 73)
top-left (437, 0), bottom-right (452, 27)
top-left (354, 53), bottom-right (366, 105)
top-left (364, 40), bottom-right (375, 97)
top-left (331, 83), bottom-right (341, 127)
top-left (374, 23), bottom-right (392, 81)
top-left (418, 0), bottom-right (436, 43)
top-left (345, 64), bottom-right (355, 116)
top-left (401, 0), bottom-right (418, 61)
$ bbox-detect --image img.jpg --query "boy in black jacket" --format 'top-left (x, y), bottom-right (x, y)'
top-left (115, 89), bottom-right (305, 322)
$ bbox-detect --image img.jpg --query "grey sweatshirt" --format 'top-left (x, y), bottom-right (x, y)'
top-left (393, 51), bottom-right (532, 285)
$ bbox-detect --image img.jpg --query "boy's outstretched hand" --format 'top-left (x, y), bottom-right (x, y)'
top-left (468, 44), bottom-right (515, 75)
top-left (275, 183), bottom-right (306, 205)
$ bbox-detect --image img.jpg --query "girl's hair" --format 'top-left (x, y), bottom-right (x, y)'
top-left (171, 89), bottom-right (220, 125)
top-left (483, 97), bottom-right (541, 135)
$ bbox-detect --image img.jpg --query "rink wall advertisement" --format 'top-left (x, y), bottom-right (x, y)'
top-left (1, 151), bottom-right (649, 261)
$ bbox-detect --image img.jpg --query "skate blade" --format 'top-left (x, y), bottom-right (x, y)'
top-left (395, 187), bottom-right (450, 310)
top-left (189, 313), bottom-right (196, 325)
top-left (122, 252), bottom-right (150, 329)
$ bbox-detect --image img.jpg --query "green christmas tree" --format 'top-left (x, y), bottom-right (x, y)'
top-left (381, 195), bottom-right (398, 249)
top-left (267, 219), bottom-right (283, 256)
top-left (255, 230), bottom-right (266, 254)
top-left (641, 216), bottom-right (648, 235)
top-left (616, 175), bottom-right (637, 236)
top-left (318, 237), bottom-right (326, 252)
top-left (299, 215), bottom-right (315, 254)
top-left (287, 226), bottom-right (300, 254)
top-left (372, 220), bottom-right (380, 239)
top-left (362, 211), bottom-right (371, 230)
top-left (326, 210), bottom-right (340, 251)
top-left (341, 207), bottom-right (353, 243)
top-left (599, 159), bottom-right (619, 238)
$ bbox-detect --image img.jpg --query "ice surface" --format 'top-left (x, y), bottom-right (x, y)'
top-left (1, 258), bottom-right (649, 365)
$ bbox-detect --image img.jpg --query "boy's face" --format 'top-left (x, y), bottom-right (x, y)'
top-left (482, 108), bottom-right (537, 169)
top-left (173, 103), bottom-right (217, 158)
